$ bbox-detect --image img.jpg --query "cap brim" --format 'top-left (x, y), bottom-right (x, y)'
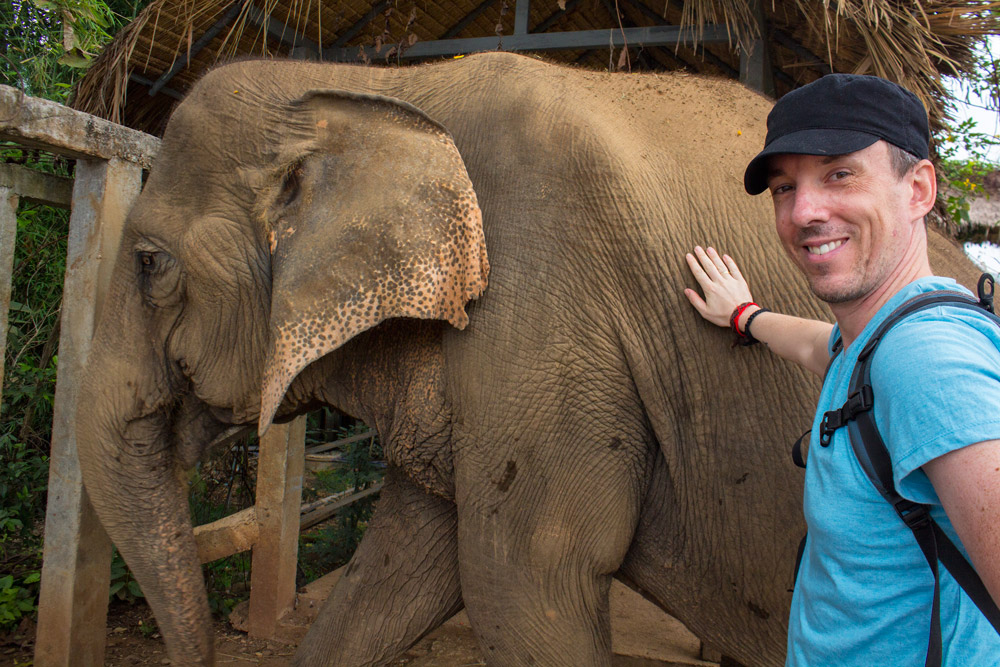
top-left (743, 128), bottom-right (880, 195)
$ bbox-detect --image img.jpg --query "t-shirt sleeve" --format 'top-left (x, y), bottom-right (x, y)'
top-left (870, 309), bottom-right (1000, 505)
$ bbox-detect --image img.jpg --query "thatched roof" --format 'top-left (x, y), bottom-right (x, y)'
top-left (74, 0), bottom-right (1000, 138)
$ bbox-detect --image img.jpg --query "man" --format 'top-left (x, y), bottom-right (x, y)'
top-left (684, 74), bottom-right (1000, 665)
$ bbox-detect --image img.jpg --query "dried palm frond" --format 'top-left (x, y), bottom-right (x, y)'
top-left (73, 0), bottom-right (1000, 135)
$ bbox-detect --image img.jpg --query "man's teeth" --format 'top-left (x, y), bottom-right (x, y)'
top-left (807, 240), bottom-right (844, 256)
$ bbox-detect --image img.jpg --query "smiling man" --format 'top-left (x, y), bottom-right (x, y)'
top-left (684, 74), bottom-right (1000, 665)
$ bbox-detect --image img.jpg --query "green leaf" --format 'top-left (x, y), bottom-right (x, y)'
top-left (57, 51), bottom-right (91, 68)
top-left (0, 576), bottom-right (13, 589)
top-left (127, 580), bottom-right (144, 598)
top-left (23, 571), bottom-right (40, 584)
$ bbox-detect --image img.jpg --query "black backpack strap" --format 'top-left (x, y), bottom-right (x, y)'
top-left (790, 333), bottom-right (844, 584)
top-left (840, 285), bottom-right (1000, 665)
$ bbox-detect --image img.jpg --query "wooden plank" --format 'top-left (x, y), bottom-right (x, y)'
top-left (248, 416), bottom-right (306, 638)
top-left (303, 429), bottom-right (375, 455)
top-left (300, 483), bottom-right (383, 531)
top-left (514, 0), bottom-right (530, 35)
top-left (194, 507), bottom-right (259, 563)
top-left (0, 163), bottom-right (73, 208)
top-left (738, 0), bottom-right (775, 96)
top-left (35, 158), bottom-right (142, 667)
top-left (0, 86), bottom-right (159, 168)
top-left (0, 187), bottom-right (18, 417)
top-left (326, 23), bottom-right (732, 61)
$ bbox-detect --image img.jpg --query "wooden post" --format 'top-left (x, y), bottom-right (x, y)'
top-left (248, 416), bottom-right (306, 637)
top-left (35, 158), bottom-right (142, 667)
top-left (739, 0), bottom-right (775, 97)
top-left (0, 186), bottom-right (18, 415)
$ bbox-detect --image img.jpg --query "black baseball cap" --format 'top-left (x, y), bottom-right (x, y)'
top-left (743, 73), bottom-right (930, 194)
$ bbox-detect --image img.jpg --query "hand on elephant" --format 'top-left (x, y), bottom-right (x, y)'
top-left (684, 246), bottom-right (755, 329)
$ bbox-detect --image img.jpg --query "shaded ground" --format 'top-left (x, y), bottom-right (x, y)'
top-left (7, 575), bottom-right (718, 666)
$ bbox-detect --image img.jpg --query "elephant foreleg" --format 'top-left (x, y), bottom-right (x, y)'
top-left (293, 466), bottom-right (462, 667)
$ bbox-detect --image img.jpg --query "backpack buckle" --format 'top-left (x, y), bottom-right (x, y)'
top-left (819, 385), bottom-right (874, 446)
top-left (978, 273), bottom-right (995, 314)
top-left (895, 500), bottom-right (931, 530)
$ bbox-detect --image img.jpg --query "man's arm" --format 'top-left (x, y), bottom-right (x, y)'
top-left (923, 440), bottom-right (1000, 606)
top-left (684, 246), bottom-right (833, 377)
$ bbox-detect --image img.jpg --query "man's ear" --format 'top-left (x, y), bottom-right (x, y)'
top-left (909, 159), bottom-right (937, 221)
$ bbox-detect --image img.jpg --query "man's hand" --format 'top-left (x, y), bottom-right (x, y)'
top-left (684, 246), bottom-right (755, 328)
top-left (683, 244), bottom-right (833, 376)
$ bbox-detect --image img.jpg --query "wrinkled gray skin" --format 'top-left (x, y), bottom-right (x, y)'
top-left (77, 52), bottom-right (980, 666)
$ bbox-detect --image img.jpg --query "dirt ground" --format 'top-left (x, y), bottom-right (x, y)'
top-left (4, 573), bottom-right (718, 667)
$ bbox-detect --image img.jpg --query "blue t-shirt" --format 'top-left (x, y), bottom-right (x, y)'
top-left (787, 277), bottom-right (1000, 666)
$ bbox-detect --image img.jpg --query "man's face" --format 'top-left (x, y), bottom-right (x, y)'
top-left (767, 141), bottom-right (925, 305)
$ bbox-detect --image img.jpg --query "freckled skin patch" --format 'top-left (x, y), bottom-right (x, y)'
top-left (258, 95), bottom-right (489, 430)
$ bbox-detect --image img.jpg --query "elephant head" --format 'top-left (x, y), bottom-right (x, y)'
top-left (77, 71), bottom-right (488, 664)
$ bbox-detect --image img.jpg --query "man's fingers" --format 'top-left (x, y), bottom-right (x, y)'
top-left (685, 251), bottom-right (714, 289)
top-left (683, 287), bottom-right (707, 313)
top-left (693, 245), bottom-right (723, 281)
top-left (707, 247), bottom-right (730, 276)
top-left (723, 254), bottom-right (745, 282)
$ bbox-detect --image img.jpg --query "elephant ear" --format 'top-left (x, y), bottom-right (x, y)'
top-left (259, 89), bottom-right (489, 432)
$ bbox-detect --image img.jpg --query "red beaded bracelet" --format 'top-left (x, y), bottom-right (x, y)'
top-left (730, 302), bottom-right (757, 340)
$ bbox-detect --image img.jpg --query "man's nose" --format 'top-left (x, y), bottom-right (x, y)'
top-left (789, 184), bottom-right (829, 227)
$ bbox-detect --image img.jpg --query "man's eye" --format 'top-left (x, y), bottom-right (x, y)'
top-left (771, 184), bottom-right (793, 195)
top-left (832, 170), bottom-right (851, 180)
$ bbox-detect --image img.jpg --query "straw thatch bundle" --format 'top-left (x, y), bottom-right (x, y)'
top-left (73, 0), bottom-right (1000, 137)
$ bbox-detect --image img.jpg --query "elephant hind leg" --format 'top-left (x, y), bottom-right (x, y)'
top-left (456, 438), bottom-right (648, 666)
top-left (293, 466), bottom-right (462, 667)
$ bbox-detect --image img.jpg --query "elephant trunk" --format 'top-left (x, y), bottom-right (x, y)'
top-left (77, 364), bottom-right (214, 664)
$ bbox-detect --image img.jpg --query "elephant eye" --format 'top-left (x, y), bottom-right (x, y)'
top-left (278, 163), bottom-right (303, 207)
top-left (138, 251), bottom-right (157, 271)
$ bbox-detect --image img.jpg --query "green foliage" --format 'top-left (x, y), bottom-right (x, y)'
top-left (0, 571), bottom-right (39, 626)
top-left (109, 548), bottom-right (144, 602)
top-left (937, 117), bottom-right (1000, 227)
top-left (298, 422), bottom-right (383, 584)
top-left (1, 0), bottom-right (149, 102)
top-left (189, 439), bottom-right (256, 617)
top-left (0, 146), bottom-right (68, 631)
top-left (938, 36), bottom-right (1000, 229)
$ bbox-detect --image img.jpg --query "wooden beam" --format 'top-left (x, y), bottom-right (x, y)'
top-left (303, 429), bottom-right (375, 455)
top-left (129, 73), bottom-right (184, 101)
top-left (34, 157), bottom-right (142, 667)
top-left (772, 28), bottom-right (832, 76)
top-left (247, 416), bottom-right (306, 639)
top-left (331, 0), bottom-right (392, 48)
top-left (194, 507), bottom-right (259, 563)
top-left (441, 0), bottom-right (498, 39)
top-left (739, 0), bottom-right (775, 96)
top-left (0, 86), bottom-right (159, 168)
top-left (300, 484), bottom-right (383, 531)
top-left (0, 187), bottom-right (18, 415)
top-left (327, 23), bottom-right (731, 61)
top-left (533, 0), bottom-right (584, 34)
top-left (0, 164), bottom-right (73, 208)
top-left (621, 0), bottom-right (738, 77)
top-left (514, 0), bottom-right (530, 35)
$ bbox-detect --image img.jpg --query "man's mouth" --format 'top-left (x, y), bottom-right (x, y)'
top-left (805, 239), bottom-right (845, 256)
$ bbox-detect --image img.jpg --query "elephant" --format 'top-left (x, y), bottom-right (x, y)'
top-left (76, 52), bottom-right (981, 666)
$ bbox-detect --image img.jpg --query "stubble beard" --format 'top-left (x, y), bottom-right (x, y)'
top-left (805, 253), bottom-right (893, 305)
